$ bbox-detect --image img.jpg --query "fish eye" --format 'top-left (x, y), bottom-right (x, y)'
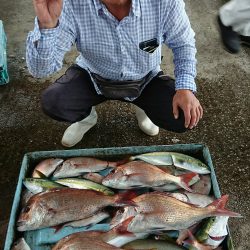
top-left (110, 169), bottom-right (116, 174)
top-left (24, 206), bottom-right (31, 213)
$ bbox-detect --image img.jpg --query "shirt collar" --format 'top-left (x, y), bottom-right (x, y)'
top-left (93, 0), bottom-right (141, 18)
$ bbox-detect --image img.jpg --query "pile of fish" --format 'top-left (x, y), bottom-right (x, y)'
top-left (12, 152), bottom-right (241, 250)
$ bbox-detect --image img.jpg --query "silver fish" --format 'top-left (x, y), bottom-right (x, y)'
top-left (130, 152), bottom-right (210, 174)
top-left (32, 158), bottom-right (64, 178)
top-left (191, 174), bottom-right (212, 195)
top-left (53, 157), bottom-right (119, 178)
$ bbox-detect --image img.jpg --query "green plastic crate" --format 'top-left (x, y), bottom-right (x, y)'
top-left (0, 20), bottom-right (9, 85)
top-left (4, 144), bottom-right (234, 249)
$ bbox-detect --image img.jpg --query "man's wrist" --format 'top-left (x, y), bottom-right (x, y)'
top-left (176, 89), bottom-right (196, 96)
top-left (38, 19), bottom-right (59, 29)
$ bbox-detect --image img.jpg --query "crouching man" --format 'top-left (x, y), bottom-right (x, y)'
top-left (27, 0), bottom-right (203, 147)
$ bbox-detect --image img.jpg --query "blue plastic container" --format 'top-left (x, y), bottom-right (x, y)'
top-left (4, 144), bottom-right (234, 249)
top-left (0, 20), bottom-right (9, 85)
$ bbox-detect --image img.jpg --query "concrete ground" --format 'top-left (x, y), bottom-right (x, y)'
top-left (0, 0), bottom-right (249, 249)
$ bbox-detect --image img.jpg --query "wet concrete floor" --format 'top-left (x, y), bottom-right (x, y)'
top-left (0, 0), bottom-right (249, 249)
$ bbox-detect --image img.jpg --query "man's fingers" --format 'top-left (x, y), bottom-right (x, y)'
top-left (195, 107), bottom-right (201, 126)
top-left (189, 108), bottom-right (197, 129)
top-left (173, 102), bottom-right (179, 119)
top-left (183, 106), bottom-right (191, 128)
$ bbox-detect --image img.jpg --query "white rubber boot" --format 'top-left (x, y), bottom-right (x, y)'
top-left (135, 106), bottom-right (159, 136)
top-left (61, 107), bottom-right (98, 147)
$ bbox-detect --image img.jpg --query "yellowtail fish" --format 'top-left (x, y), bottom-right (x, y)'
top-left (130, 152), bottom-right (210, 174)
top-left (23, 178), bottom-right (65, 194)
top-left (195, 216), bottom-right (229, 248)
top-left (55, 178), bottom-right (114, 195)
top-left (17, 189), bottom-right (135, 231)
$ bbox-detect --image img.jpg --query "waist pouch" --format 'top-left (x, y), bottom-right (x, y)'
top-left (91, 72), bottom-right (151, 99)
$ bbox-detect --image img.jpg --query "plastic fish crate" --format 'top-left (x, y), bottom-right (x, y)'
top-left (4, 144), bottom-right (234, 250)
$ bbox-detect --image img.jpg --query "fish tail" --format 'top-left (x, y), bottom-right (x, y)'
top-left (179, 172), bottom-right (198, 192)
top-left (210, 194), bottom-right (229, 209)
top-left (114, 191), bottom-right (137, 207)
top-left (207, 195), bottom-right (242, 217)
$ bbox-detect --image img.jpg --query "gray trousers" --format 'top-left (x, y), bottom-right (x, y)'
top-left (41, 65), bottom-right (187, 133)
top-left (220, 0), bottom-right (250, 36)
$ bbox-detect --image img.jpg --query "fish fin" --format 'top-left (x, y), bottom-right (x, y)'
top-left (115, 191), bottom-right (137, 207)
top-left (179, 172), bottom-right (198, 192)
top-left (207, 196), bottom-right (242, 217)
top-left (115, 216), bottom-right (135, 236)
top-left (34, 170), bottom-right (48, 179)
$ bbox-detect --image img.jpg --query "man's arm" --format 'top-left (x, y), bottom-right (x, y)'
top-left (26, 0), bottom-right (76, 78)
top-left (163, 0), bottom-right (203, 129)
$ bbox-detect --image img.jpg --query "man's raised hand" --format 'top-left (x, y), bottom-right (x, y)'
top-left (33, 0), bottom-right (63, 29)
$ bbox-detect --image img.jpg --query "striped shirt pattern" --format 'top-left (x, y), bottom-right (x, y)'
top-left (26, 0), bottom-right (197, 93)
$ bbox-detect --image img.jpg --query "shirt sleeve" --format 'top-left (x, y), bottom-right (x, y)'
top-left (163, 0), bottom-right (197, 92)
top-left (26, 1), bottom-right (76, 78)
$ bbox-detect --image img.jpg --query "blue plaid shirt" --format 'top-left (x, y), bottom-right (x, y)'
top-left (26, 0), bottom-right (197, 93)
